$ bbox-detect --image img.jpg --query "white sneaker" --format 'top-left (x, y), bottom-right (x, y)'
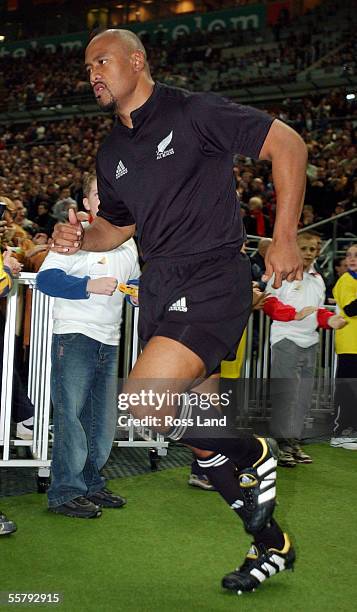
top-left (188, 473), bottom-right (216, 491)
top-left (330, 435), bottom-right (357, 450)
top-left (16, 419), bottom-right (33, 440)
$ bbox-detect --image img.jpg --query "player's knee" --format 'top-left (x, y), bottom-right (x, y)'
top-left (185, 445), bottom-right (215, 459)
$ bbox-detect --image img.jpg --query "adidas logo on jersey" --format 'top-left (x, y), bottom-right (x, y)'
top-left (116, 160), bottom-right (128, 179)
top-left (157, 130), bottom-right (174, 160)
top-left (168, 297), bottom-right (188, 312)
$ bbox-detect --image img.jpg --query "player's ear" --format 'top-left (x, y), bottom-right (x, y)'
top-left (131, 51), bottom-right (145, 72)
top-left (83, 197), bottom-right (90, 212)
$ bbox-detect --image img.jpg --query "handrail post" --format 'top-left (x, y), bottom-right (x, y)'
top-left (332, 218), bottom-right (337, 262)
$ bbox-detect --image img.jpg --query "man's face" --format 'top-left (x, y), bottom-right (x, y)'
top-left (83, 179), bottom-right (100, 217)
top-left (252, 178), bottom-right (264, 193)
top-left (85, 34), bottom-right (138, 113)
top-left (38, 204), bottom-right (47, 216)
top-left (60, 188), bottom-right (70, 199)
top-left (298, 238), bottom-right (318, 271)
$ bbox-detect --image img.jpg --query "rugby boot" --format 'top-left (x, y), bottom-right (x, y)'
top-left (236, 437), bottom-right (277, 532)
top-left (222, 533), bottom-right (295, 594)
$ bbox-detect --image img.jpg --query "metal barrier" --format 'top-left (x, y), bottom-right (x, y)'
top-left (234, 309), bottom-right (337, 433)
top-left (0, 273), bottom-right (167, 477)
top-left (1, 273), bottom-right (338, 475)
top-left (115, 304), bottom-right (168, 458)
top-left (0, 273), bottom-right (52, 480)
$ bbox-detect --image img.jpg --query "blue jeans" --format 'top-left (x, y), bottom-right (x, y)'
top-left (48, 333), bottom-right (119, 507)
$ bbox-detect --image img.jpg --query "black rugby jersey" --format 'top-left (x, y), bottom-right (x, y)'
top-left (96, 82), bottom-right (274, 262)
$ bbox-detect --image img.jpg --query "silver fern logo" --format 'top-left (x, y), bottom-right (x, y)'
top-left (156, 130), bottom-right (174, 160)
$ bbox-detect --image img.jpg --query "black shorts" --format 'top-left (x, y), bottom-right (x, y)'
top-left (138, 248), bottom-right (252, 376)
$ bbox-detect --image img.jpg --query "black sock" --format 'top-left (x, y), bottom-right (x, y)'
top-left (185, 436), bottom-right (264, 469)
top-left (195, 452), bottom-right (281, 541)
top-left (252, 518), bottom-right (285, 550)
top-left (168, 393), bottom-right (268, 471)
top-left (196, 453), bottom-right (244, 509)
top-left (195, 448), bottom-right (284, 549)
top-left (219, 437), bottom-right (264, 469)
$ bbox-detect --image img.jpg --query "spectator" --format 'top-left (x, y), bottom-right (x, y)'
top-left (325, 256), bottom-right (348, 301)
top-left (33, 202), bottom-right (56, 237)
top-left (244, 197), bottom-right (271, 237)
top-left (0, 196), bottom-right (31, 248)
top-left (250, 238), bottom-right (272, 285)
top-left (51, 197), bottom-right (78, 223)
top-left (37, 174), bottom-right (140, 518)
top-left (264, 233), bottom-right (346, 466)
top-left (0, 247), bottom-right (23, 536)
top-left (13, 199), bottom-right (37, 236)
top-left (330, 244), bottom-right (357, 449)
top-left (327, 203), bottom-right (354, 237)
top-left (299, 204), bottom-right (315, 230)
top-left (21, 233), bottom-right (50, 272)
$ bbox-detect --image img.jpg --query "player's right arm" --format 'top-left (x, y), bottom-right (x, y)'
top-left (51, 209), bottom-right (136, 255)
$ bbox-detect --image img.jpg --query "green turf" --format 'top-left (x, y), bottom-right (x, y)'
top-left (1, 443), bottom-right (357, 612)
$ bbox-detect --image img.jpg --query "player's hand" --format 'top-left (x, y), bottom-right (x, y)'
top-left (327, 314), bottom-right (347, 330)
top-left (87, 277), bottom-right (118, 296)
top-left (262, 238), bottom-right (303, 289)
top-left (294, 306), bottom-right (317, 320)
top-left (51, 208), bottom-right (84, 254)
top-left (3, 248), bottom-right (23, 275)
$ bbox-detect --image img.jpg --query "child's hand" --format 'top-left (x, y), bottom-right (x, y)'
top-left (252, 287), bottom-right (268, 310)
top-left (294, 306), bottom-right (317, 320)
top-left (3, 249), bottom-right (23, 275)
top-left (87, 277), bottom-right (118, 296)
top-left (327, 314), bottom-right (347, 330)
top-left (118, 279), bottom-right (140, 306)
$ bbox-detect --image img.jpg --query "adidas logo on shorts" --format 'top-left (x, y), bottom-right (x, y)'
top-left (168, 297), bottom-right (188, 312)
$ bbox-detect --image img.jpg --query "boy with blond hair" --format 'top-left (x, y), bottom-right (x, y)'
top-left (264, 232), bottom-right (346, 466)
top-left (37, 174), bottom-right (140, 518)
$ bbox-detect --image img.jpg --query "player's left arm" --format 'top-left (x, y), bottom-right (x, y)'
top-left (259, 119), bottom-right (308, 289)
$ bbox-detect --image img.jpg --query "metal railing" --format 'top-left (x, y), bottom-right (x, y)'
top-left (227, 307), bottom-right (337, 435)
top-left (0, 274), bottom-right (168, 474)
top-left (1, 272), bottom-right (340, 474)
top-left (0, 273), bottom-right (51, 473)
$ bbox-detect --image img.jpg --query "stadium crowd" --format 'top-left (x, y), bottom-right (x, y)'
top-left (1, 88), bottom-right (356, 268)
top-left (0, 0), bottom-right (355, 112)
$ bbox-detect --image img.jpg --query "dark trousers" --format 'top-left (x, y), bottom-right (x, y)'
top-left (333, 354), bottom-right (357, 434)
top-left (0, 313), bottom-right (34, 423)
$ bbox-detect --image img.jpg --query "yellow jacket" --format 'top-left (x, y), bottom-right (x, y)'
top-left (0, 255), bottom-right (13, 297)
top-left (333, 272), bottom-right (357, 354)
